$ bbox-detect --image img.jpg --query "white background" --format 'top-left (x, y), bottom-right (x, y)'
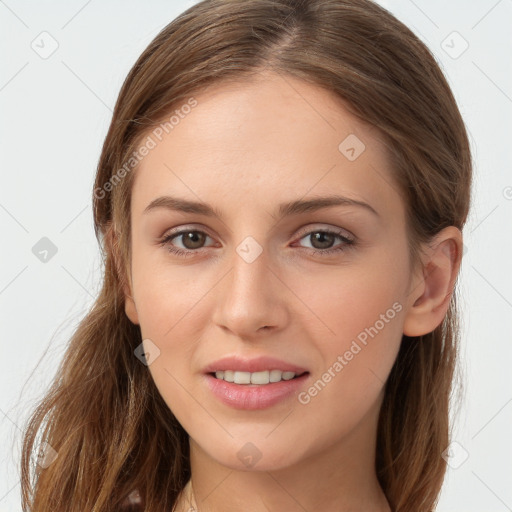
top-left (1, 1), bottom-right (511, 510)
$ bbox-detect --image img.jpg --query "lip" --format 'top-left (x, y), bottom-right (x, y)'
top-left (202, 355), bottom-right (308, 374)
top-left (204, 372), bottom-right (310, 410)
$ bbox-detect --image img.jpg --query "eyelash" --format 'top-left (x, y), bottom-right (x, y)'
top-left (159, 227), bottom-right (355, 258)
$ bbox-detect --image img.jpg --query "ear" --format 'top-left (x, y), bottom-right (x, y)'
top-left (123, 277), bottom-right (140, 326)
top-left (403, 226), bottom-right (463, 337)
top-left (105, 222), bottom-right (140, 325)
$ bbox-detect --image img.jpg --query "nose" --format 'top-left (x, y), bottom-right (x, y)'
top-left (212, 242), bottom-right (289, 340)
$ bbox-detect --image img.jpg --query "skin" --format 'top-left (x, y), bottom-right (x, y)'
top-left (121, 70), bottom-right (462, 511)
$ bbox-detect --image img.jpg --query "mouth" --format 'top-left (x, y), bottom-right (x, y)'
top-left (204, 370), bottom-right (311, 410)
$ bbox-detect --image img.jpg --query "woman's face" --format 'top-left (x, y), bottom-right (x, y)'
top-left (124, 72), bottom-right (418, 471)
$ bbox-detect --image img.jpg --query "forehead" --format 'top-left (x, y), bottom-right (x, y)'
top-left (130, 72), bottom-right (403, 222)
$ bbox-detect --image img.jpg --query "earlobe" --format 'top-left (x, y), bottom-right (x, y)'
top-left (124, 292), bottom-right (140, 325)
top-left (120, 256), bottom-right (140, 326)
top-left (403, 227), bottom-right (462, 337)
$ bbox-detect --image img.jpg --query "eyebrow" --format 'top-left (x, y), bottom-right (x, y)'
top-left (143, 194), bottom-right (379, 219)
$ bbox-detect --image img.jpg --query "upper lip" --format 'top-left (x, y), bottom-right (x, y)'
top-left (203, 355), bottom-right (309, 374)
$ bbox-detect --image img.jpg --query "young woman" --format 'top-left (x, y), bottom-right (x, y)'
top-left (21, 0), bottom-right (472, 510)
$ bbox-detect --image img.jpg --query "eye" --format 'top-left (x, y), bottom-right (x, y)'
top-left (292, 228), bottom-right (355, 256)
top-left (159, 229), bottom-right (216, 257)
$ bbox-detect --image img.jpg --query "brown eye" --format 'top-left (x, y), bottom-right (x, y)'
top-left (308, 231), bottom-right (337, 250)
top-left (179, 231), bottom-right (207, 250)
top-left (160, 229), bottom-right (216, 257)
top-left (294, 228), bottom-right (355, 257)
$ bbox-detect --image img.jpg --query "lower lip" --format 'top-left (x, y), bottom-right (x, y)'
top-left (204, 373), bottom-right (310, 410)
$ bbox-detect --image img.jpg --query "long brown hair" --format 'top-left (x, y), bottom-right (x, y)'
top-left (20, 0), bottom-right (472, 510)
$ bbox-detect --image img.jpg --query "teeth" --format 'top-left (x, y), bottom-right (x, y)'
top-left (250, 370), bottom-right (269, 385)
top-left (214, 369), bottom-right (299, 384)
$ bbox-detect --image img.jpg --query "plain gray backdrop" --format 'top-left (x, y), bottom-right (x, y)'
top-left (1, 1), bottom-right (511, 510)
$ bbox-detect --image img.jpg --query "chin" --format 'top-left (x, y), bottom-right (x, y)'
top-left (204, 439), bottom-right (305, 472)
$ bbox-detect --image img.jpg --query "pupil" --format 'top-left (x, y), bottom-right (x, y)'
top-left (311, 232), bottom-right (334, 249)
top-left (183, 231), bottom-right (205, 249)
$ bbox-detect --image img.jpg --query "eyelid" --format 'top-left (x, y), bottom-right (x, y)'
top-left (160, 224), bottom-right (215, 239)
top-left (293, 223), bottom-right (355, 242)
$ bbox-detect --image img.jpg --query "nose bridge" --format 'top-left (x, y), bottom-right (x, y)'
top-left (213, 235), bottom-right (285, 336)
top-left (233, 236), bottom-right (270, 294)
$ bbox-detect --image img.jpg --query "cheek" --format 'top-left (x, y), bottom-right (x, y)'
top-left (292, 247), bottom-right (408, 345)
top-left (131, 254), bottom-right (213, 342)
top-left (290, 251), bottom-right (407, 414)
top-left (130, 263), bottom-right (206, 420)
